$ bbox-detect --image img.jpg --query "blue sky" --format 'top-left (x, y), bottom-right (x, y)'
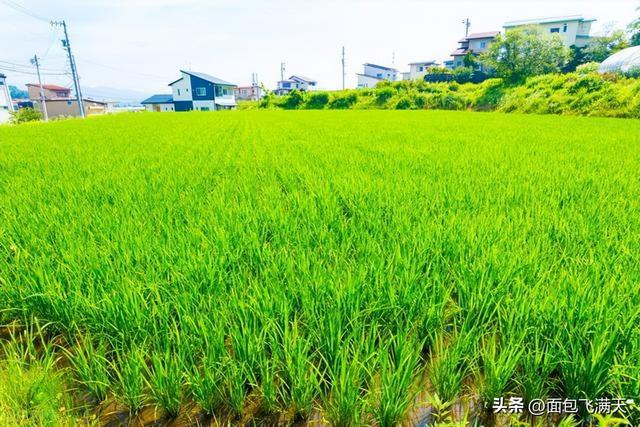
top-left (1, 0), bottom-right (637, 95)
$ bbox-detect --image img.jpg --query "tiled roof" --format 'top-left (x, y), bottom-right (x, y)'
top-left (169, 71), bottom-right (237, 87)
top-left (141, 94), bottom-right (174, 104)
top-left (504, 15), bottom-right (596, 27)
top-left (363, 63), bottom-right (398, 72)
top-left (451, 48), bottom-right (469, 56)
top-left (465, 31), bottom-right (500, 40)
top-left (27, 84), bottom-right (70, 91)
top-left (290, 75), bottom-right (317, 83)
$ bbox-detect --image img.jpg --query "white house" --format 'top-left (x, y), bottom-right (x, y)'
top-left (169, 70), bottom-right (237, 111)
top-left (405, 61), bottom-right (439, 80)
top-left (275, 75), bottom-right (317, 95)
top-left (357, 63), bottom-right (398, 88)
top-left (504, 15), bottom-right (596, 48)
top-left (141, 94), bottom-right (175, 112)
top-left (0, 73), bottom-right (14, 124)
top-left (451, 31), bottom-right (500, 69)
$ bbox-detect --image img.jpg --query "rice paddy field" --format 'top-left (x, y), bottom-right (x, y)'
top-left (0, 110), bottom-right (639, 426)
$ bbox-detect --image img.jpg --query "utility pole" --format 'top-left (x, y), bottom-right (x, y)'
top-left (30, 55), bottom-right (48, 122)
top-left (341, 46), bottom-right (346, 90)
top-left (280, 62), bottom-right (285, 82)
top-left (463, 18), bottom-right (471, 38)
top-left (51, 20), bottom-right (85, 118)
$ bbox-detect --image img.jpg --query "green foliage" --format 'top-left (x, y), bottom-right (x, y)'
top-left (281, 89), bottom-right (305, 109)
top-left (329, 92), bottom-right (358, 109)
top-left (305, 91), bottom-right (330, 109)
top-left (453, 66), bottom-right (474, 83)
top-left (584, 30), bottom-right (630, 63)
top-left (576, 62), bottom-right (600, 74)
top-left (481, 27), bottom-right (569, 83)
top-left (10, 107), bottom-right (42, 124)
top-left (375, 87), bottom-right (396, 104)
top-left (9, 85), bottom-right (28, 99)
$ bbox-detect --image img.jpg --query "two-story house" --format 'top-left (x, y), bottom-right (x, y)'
top-left (504, 15), bottom-right (596, 48)
top-left (169, 70), bottom-right (237, 111)
top-left (357, 63), bottom-right (398, 88)
top-left (404, 61), bottom-right (439, 80)
top-left (275, 75), bottom-right (317, 95)
top-left (26, 84), bottom-right (71, 100)
top-left (0, 73), bottom-right (13, 124)
top-left (451, 31), bottom-right (500, 69)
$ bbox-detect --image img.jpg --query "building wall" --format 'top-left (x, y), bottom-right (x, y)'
top-left (174, 101), bottom-right (193, 112)
top-left (27, 86), bottom-right (70, 100)
top-left (172, 74), bottom-right (192, 101)
top-left (0, 109), bottom-right (9, 124)
top-left (34, 99), bottom-right (107, 117)
top-left (363, 65), bottom-right (397, 81)
top-left (506, 20), bottom-right (592, 47)
top-left (145, 103), bottom-right (175, 112)
top-left (408, 64), bottom-right (436, 80)
top-left (357, 74), bottom-right (382, 88)
top-left (468, 38), bottom-right (494, 53)
top-left (193, 100), bottom-right (216, 111)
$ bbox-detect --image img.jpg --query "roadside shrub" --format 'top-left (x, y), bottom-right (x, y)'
top-left (305, 92), bottom-right (330, 109)
top-left (453, 67), bottom-right (474, 84)
top-left (395, 96), bottom-right (413, 110)
top-left (329, 92), bottom-right (358, 109)
top-left (10, 108), bottom-right (42, 124)
top-left (576, 62), bottom-right (600, 74)
top-left (375, 87), bottom-right (396, 104)
top-left (282, 90), bottom-right (305, 109)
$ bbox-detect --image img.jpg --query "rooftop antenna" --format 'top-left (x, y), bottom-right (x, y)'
top-left (463, 18), bottom-right (471, 37)
top-left (280, 62), bottom-right (285, 82)
top-left (392, 50), bottom-right (396, 67)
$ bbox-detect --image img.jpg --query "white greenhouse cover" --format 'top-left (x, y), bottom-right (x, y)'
top-left (599, 46), bottom-right (640, 74)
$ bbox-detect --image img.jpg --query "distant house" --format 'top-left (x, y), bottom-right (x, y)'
top-left (26, 84), bottom-right (71, 100)
top-left (235, 85), bottom-right (263, 101)
top-left (0, 73), bottom-right (13, 124)
top-left (405, 60), bottom-right (439, 80)
top-left (504, 15), bottom-right (595, 48)
top-left (141, 94), bottom-right (175, 112)
top-left (450, 31), bottom-right (500, 69)
top-left (168, 70), bottom-right (237, 111)
top-left (26, 82), bottom-right (108, 117)
top-left (357, 63), bottom-right (398, 88)
top-left (275, 75), bottom-right (317, 95)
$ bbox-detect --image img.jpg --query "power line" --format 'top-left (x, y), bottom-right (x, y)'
top-left (0, 60), bottom-right (65, 73)
top-left (0, 0), bottom-right (51, 23)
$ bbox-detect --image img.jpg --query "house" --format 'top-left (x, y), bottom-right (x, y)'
top-left (26, 84), bottom-right (71, 100)
top-left (275, 75), bottom-right (317, 95)
top-left (0, 74), bottom-right (13, 124)
top-left (33, 98), bottom-right (109, 117)
top-left (235, 85), bottom-right (263, 101)
top-left (357, 63), bottom-right (398, 88)
top-left (450, 31), bottom-right (500, 69)
top-left (169, 70), bottom-right (237, 111)
top-left (504, 15), bottom-right (596, 47)
top-left (405, 61), bottom-right (439, 80)
top-left (141, 94), bottom-right (175, 112)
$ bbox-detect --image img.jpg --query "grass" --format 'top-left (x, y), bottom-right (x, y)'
top-left (0, 110), bottom-right (639, 425)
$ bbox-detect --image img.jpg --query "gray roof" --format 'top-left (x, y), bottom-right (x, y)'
top-left (179, 70), bottom-right (237, 86)
top-left (504, 15), bottom-right (596, 28)
top-left (290, 75), bottom-right (317, 83)
top-left (363, 63), bottom-right (398, 72)
top-left (141, 94), bottom-right (174, 104)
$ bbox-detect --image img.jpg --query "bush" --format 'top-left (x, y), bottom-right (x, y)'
top-left (576, 62), bottom-right (600, 74)
top-left (375, 87), bottom-right (396, 104)
top-left (329, 92), bottom-right (358, 109)
top-left (395, 96), bottom-right (413, 110)
top-left (305, 92), bottom-right (330, 109)
top-left (281, 90), bottom-right (305, 109)
top-left (10, 108), bottom-right (42, 124)
top-left (453, 67), bottom-right (474, 84)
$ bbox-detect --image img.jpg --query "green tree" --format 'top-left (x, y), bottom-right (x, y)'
top-left (630, 7), bottom-right (640, 46)
top-left (9, 108), bottom-right (42, 124)
top-left (462, 51), bottom-right (478, 69)
top-left (481, 27), bottom-right (569, 83)
top-left (584, 29), bottom-right (629, 62)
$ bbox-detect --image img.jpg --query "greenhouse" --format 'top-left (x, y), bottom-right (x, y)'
top-left (599, 45), bottom-right (640, 75)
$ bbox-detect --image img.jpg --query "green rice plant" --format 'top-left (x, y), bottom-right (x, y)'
top-left (222, 358), bottom-right (249, 419)
top-left (372, 332), bottom-right (423, 427)
top-left (66, 336), bottom-right (111, 403)
top-left (111, 347), bottom-right (147, 413)
top-left (146, 349), bottom-right (184, 417)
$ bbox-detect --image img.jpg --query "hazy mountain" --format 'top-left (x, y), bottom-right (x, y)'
top-left (82, 86), bottom-right (151, 105)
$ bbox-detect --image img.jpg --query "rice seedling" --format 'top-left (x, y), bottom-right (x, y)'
top-left (0, 110), bottom-right (639, 424)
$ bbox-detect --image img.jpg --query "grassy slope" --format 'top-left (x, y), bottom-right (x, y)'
top-left (0, 110), bottom-right (639, 424)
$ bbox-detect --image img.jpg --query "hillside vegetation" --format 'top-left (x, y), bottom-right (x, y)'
top-left (251, 72), bottom-right (640, 118)
top-left (1, 111), bottom-right (640, 425)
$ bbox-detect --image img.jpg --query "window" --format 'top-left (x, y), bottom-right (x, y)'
top-left (201, 107), bottom-right (210, 111)
top-left (177, 89), bottom-right (181, 96)
top-left (376, 73), bottom-right (383, 78)
top-left (480, 41), bottom-right (487, 49)
top-left (195, 87), bottom-right (206, 96)
top-left (563, 23), bottom-right (568, 33)
top-left (550, 28), bottom-right (560, 33)
top-left (418, 66), bottom-right (424, 72)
